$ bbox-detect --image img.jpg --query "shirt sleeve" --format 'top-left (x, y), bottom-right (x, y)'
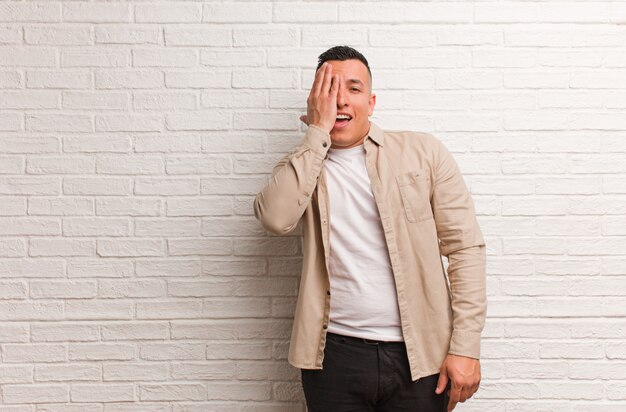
top-left (430, 137), bottom-right (487, 359)
top-left (253, 125), bottom-right (331, 236)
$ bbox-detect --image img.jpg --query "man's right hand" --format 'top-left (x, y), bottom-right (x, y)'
top-left (301, 62), bottom-right (339, 134)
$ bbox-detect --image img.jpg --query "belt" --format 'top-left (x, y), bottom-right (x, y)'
top-left (327, 332), bottom-right (406, 347)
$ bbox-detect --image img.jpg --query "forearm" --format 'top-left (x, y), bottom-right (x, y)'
top-left (446, 244), bottom-right (487, 359)
top-left (253, 125), bottom-right (330, 235)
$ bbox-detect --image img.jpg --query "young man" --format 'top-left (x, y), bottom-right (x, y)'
top-left (254, 46), bottom-right (486, 412)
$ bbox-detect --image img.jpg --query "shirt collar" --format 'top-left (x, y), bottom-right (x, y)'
top-left (366, 121), bottom-right (385, 147)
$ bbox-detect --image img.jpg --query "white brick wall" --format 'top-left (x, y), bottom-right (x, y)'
top-left (0, 1), bottom-right (624, 410)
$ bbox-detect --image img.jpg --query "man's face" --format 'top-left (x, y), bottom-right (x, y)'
top-left (326, 59), bottom-right (376, 149)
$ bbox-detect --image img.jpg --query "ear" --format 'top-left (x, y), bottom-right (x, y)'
top-left (368, 93), bottom-right (376, 116)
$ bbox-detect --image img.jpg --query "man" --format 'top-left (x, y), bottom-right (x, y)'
top-left (254, 46), bottom-right (486, 412)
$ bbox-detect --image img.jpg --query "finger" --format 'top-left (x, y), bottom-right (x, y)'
top-left (320, 63), bottom-right (333, 96)
top-left (330, 74), bottom-right (339, 101)
top-left (299, 114), bottom-right (309, 125)
top-left (435, 370), bottom-right (448, 395)
top-left (311, 62), bottom-right (326, 97)
top-left (448, 398), bottom-right (458, 412)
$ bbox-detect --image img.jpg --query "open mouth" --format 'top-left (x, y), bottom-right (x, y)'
top-left (334, 114), bottom-right (352, 129)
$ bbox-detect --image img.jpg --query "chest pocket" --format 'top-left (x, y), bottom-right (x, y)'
top-left (396, 171), bottom-right (433, 222)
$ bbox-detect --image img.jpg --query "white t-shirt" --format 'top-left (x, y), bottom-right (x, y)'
top-left (324, 143), bottom-right (404, 342)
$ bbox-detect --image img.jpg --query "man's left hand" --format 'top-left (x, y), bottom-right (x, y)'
top-left (435, 354), bottom-right (481, 411)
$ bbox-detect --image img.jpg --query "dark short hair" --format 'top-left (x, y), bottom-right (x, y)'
top-left (316, 45), bottom-right (372, 87)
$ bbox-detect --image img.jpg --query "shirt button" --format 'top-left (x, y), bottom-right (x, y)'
top-left (322, 142), bottom-right (328, 147)
top-left (322, 324), bottom-right (328, 329)
top-left (326, 290), bottom-right (330, 295)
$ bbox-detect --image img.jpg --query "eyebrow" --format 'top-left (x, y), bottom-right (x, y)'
top-left (346, 79), bottom-right (365, 86)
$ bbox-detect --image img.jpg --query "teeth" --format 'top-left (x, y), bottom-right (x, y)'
top-left (336, 114), bottom-right (351, 120)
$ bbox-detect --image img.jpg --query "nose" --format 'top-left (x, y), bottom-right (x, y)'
top-left (336, 78), bottom-right (348, 107)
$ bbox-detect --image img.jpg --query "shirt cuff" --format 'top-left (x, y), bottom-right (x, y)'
top-left (301, 124), bottom-right (331, 155)
top-left (448, 329), bottom-right (482, 359)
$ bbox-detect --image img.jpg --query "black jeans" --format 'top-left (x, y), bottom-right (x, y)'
top-left (301, 332), bottom-right (451, 412)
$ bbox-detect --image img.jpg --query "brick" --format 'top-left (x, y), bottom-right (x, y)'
top-left (204, 297), bottom-right (271, 318)
top-left (96, 156), bottom-right (164, 174)
top-left (140, 343), bottom-right (205, 362)
top-left (31, 323), bottom-right (99, 342)
top-left (97, 239), bottom-right (163, 257)
top-left (437, 28), bottom-right (501, 46)
top-left (27, 114), bottom-right (93, 132)
top-left (0, 91), bottom-right (58, 109)
top-left (0, 112), bottom-right (21, 130)
top-left (69, 344), bottom-right (135, 361)
top-left (166, 70), bottom-right (230, 88)
top-left (98, 279), bottom-right (165, 298)
top-left (166, 111), bottom-right (231, 131)
top-left (133, 92), bottom-right (197, 111)
top-left (338, 3), bottom-right (472, 23)
top-left (20, 232), bottom-right (77, 257)
top-left (0, 240), bottom-right (26, 258)
top-left (135, 259), bottom-right (201, 277)
top-left (208, 382), bottom-right (271, 401)
top-left (27, 156), bottom-right (94, 174)
top-left (168, 238), bottom-right (232, 256)
top-left (370, 28), bottom-right (433, 47)
top-left (25, 26), bottom-right (92, 45)
top-left (0, 70), bottom-right (23, 87)
top-left (63, 177), bottom-right (131, 195)
top-left (133, 49), bottom-right (197, 68)
top-left (63, 135), bottom-right (131, 153)
top-left (135, 3), bottom-right (201, 23)
top-left (35, 364), bottom-right (100, 382)
top-left (538, 3), bottom-right (607, 23)
top-left (63, 91), bottom-right (128, 109)
top-left (135, 218), bottom-right (201, 237)
top-left (167, 196), bottom-right (233, 216)
top-left (0, 259), bottom-right (64, 278)
top-left (235, 28), bottom-right (299, 47)
top-left (65, 301), bottom-right (133, 320)
top-left (233, 69), bottom-right (298, 89)
top-left (63, 218), bottom-right (130, 237)
top-left (0, 29), bottom-right (17, 45)
top-left (96, 114), bottom-right (161, 132)
top-left (0, 365), bottom-right (32, 384)
top-left (273, 2), bottom-right (337, 23)
top-left (170, 362), bottom-right (235, 380)
top-left (67, 260), bottom-right (133, 278)
top-left (103, 363), bottom-right (168, 381)
top-left (166, 156), bottom-right (231, 175)
top-left (0, 2), bottom-right (60, 22)
top-left (0, 324), bottom-right (28, 342)
top-left (2, 344), bottom-right (66, 362)
top-left (204, 3), bottom-right (271, 23)
top-left (135, 178), bottom-right (199, 196)
top-left (474, 4), bottom-right (539, 23)
top-left (101, 322), bottom-right (169, 341)
top-left (234, 112), bottom-right (298, 131)
top-left (96, 198), bottom-right (161, 217)
top-left (63, 2), bottom-right (131, 23)
top-left (62, 49), bottom-right (129, 68)
top-left (95, 25), bottom-right (160, 45)
top-left (95, 70), bottom-right (163, 89)
top-left (0, 280), bottom-right (27, 297)
top-left (136, 301), bottom-right (203, 320)
top-left (165, 27), bottom-right (231, 47)
top-left (0, 47), bottom-right (56, 67)
top-left (436, 71), bottom-right (500, 89)
top-left (30, 280), bottom-right (96, 298)
top-left (206, 341), bottom-right (271, 360)
top-left (71, 384), bottom-right (135, 402)
top-left (0, 217), bottom-right (60, 235)
top-left (140, 384), bottom-right (205, 401)
top-left (201, 49), bottom-right (264, 67)
top-left (2, 384), bottom-right (69, 404)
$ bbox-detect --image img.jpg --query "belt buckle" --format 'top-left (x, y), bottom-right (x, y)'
top-left (362, 338), bottom-right (380, 345)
